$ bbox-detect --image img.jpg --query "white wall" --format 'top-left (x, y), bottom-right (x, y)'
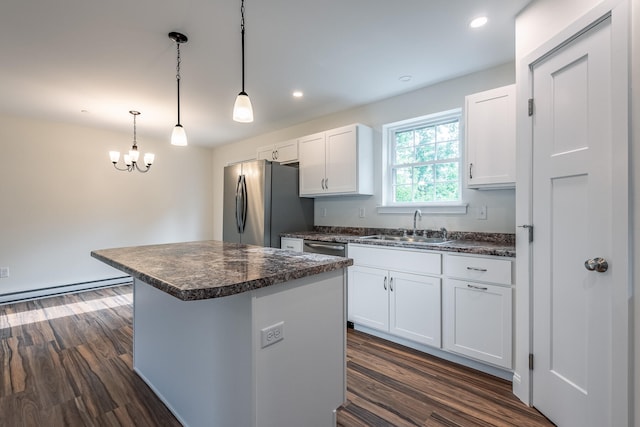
top-left (0, 114), bottom-right (214, 295)
top-left (211, 63), bottom-right (517, 240)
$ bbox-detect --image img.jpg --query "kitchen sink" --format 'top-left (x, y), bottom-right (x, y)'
top-left (359, 235), bottom-right (452, 245)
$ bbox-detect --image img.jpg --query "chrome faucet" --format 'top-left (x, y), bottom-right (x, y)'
top-left (440, 227), bottom-right (448, 241)
top-left (413, 209), bottom-right (422, 236)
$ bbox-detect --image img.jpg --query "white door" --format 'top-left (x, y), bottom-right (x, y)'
top-left (531, 16), bottom-right (613, 427)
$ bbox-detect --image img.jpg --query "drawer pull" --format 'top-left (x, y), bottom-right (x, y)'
top-left (467, 284), bottom-right (488, 291)
top-left (466, 266), bottom-right (488, 272)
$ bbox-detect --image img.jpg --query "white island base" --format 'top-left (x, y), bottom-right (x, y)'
top-left (132, 269), bottom-right (346, 427)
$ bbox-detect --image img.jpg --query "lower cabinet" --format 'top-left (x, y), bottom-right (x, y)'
top-left (280, 237), bottom-right (303, 252)
top-left (348, 245), bottom-right (442, 348)
top-left (442, 279), bottom-right (512, 369)
top-left (390, 271), bottom-right (441, 347)
top-left (443, 253), bottom-right (514, 369)
top-left (348, 266), bottom-right (441, 347)
top-left (348, 244), bottom-right (515, 373)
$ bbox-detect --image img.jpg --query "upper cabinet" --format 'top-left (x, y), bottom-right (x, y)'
top-left (256, 139), bottom-right (298, 164)
top-left (465, 84), bottom-right (516, 189)
top-left (298, 124), bottom-right (373, 197)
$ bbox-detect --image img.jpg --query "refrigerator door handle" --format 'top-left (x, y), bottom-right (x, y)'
top-left (240, 175), bottom-right (248, 233)
top-left (235, 175), bottom-right (243, 233)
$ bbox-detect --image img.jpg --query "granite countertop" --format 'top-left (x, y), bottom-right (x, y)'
top-left (91, 240), bottom-right (352, 301)
top-left (283, 226), bottom-right (516, 258)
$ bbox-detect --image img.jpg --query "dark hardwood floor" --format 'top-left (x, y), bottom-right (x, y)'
top-left (0, 284), bottom-right (553, 426)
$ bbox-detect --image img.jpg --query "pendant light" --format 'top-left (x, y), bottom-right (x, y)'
top-left (109, 111), bottom-right (154, 173)
top-left (169, 31), bottom-right (189, 146)
top-left (233, 0), bottom-right (254, 123)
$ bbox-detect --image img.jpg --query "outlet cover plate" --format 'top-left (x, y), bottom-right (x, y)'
top-left (261, 321), bottom-right (284, 348)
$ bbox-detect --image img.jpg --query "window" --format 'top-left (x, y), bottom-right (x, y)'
top-left (383, 109), bottom-right (463, 207)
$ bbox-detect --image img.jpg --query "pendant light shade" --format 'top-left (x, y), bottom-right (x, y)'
top-left (233, 0), bottom-right (254, 123)
top-left (169, 31), bottom-right (189, 145)
top-left (171, 124), bottom-right (187, 146)
top-left (233, 92), bottom-right (254, 123)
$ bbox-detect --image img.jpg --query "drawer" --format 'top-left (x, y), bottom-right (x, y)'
top-left (445, 254), bottom-right (513, 285)
top-left (348, 244), bottom-right (441, 275)
top-left (281, 237), bottom-right (303, 252)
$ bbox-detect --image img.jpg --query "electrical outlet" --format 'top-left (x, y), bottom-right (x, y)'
top-left (261, 321), bottom-right (284, 348)
top-left (322, 208), bottom-right (327, 217)
top-left (0, 267), bottom-right (9, 278)
top-left (477, 205), bottom-right (488, 220)
top-left (359, 207), bottom-right (366, 218)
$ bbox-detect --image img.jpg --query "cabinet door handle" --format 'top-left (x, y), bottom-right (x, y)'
top-left (274, 149), bottom-right (279, 160)
top-left (469, 163), bottom-right (473, 179)
top-left (389, 277), bottom-right (394, 291)
top-left (466, 266), bottom-right (488, 272)
top-left (325, 178), bottom-right (328, 190)
top-left (383, 277), bottom-right (387, 290)
top-left (467, 284), bottom-right (488, 291)
top-left (321, 178), bottom-right (325, 190)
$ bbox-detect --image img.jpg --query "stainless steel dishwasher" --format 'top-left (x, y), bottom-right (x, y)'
top-left (302, 240), bottom-right (346, 257)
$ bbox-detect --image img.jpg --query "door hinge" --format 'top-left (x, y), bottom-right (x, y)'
top-left (529, 353), bottom-right (534, 370)
top-left (528, 98), bottom-right (534, 116)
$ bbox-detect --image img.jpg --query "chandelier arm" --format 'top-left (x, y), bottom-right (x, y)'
top-left (112, 163), bottom-right (132, 172)
top-left (134, 163), bottom-right (151, 173)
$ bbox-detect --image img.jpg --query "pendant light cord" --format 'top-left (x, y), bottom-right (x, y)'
top-left (176, 42), bottom-right (182, 125)
top-left (241, 0), bottom-right (246, 93)
top-left (132, 112), bottom-right (138, 148)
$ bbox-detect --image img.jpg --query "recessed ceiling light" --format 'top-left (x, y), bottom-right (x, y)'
top-left (469, 16), bottom-right (488, 28)
top-left (398, 75), bottom-right (412, 82)
top-left (292, 91), bottom-right (303, 98)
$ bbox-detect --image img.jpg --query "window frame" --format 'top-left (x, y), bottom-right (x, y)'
top-left (380, 108), bottom-right (468, 215)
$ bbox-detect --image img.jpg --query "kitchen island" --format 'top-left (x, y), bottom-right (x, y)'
top-left (91, 240), bottom-right (352, 427)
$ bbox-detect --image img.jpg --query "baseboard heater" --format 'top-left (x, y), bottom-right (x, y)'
top-left (0, 276), bottom-right (132, 304)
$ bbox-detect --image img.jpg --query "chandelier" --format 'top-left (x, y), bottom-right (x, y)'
top-left (109, 111), bottom-right (155, 173)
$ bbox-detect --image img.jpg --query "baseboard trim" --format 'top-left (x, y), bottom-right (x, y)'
top-left (0, 276), bottom-right (132, 304)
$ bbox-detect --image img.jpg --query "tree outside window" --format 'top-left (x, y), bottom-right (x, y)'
top-left (390, 114), bottom-right (461, 204)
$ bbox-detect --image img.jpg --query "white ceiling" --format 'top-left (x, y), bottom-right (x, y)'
top-left (0, 0), bottom-right (530, 147)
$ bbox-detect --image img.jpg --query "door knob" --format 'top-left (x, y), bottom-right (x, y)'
top-left (584, 257), bottom-right (608, 273)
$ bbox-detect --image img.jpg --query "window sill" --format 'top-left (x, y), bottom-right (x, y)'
top-left (377, 203), bottom-right (468, 215)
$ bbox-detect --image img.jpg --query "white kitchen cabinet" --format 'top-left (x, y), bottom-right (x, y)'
top-left (257, 139), bottom-right (298, 164)
top-left (389, 271), bottom-right (441, 346)
top-left (348, 265), bottom-right (389, 331)
top-left (348, 244), bottom-right (442, 347)
top-left (298, 124), bottom-right (373, 197)
top-left (443, 254), bottom-right (513, 369)
top-left (465, 84), bottom-right (516, 189)
top-left (280, 237), bottom-right (303, 252)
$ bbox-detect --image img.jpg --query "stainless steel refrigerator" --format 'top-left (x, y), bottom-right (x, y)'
top-left (223, 160), bottom-right (314, 247)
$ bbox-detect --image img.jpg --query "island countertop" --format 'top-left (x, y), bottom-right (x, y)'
top-left (91, 240), bottom-right (353, 301)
